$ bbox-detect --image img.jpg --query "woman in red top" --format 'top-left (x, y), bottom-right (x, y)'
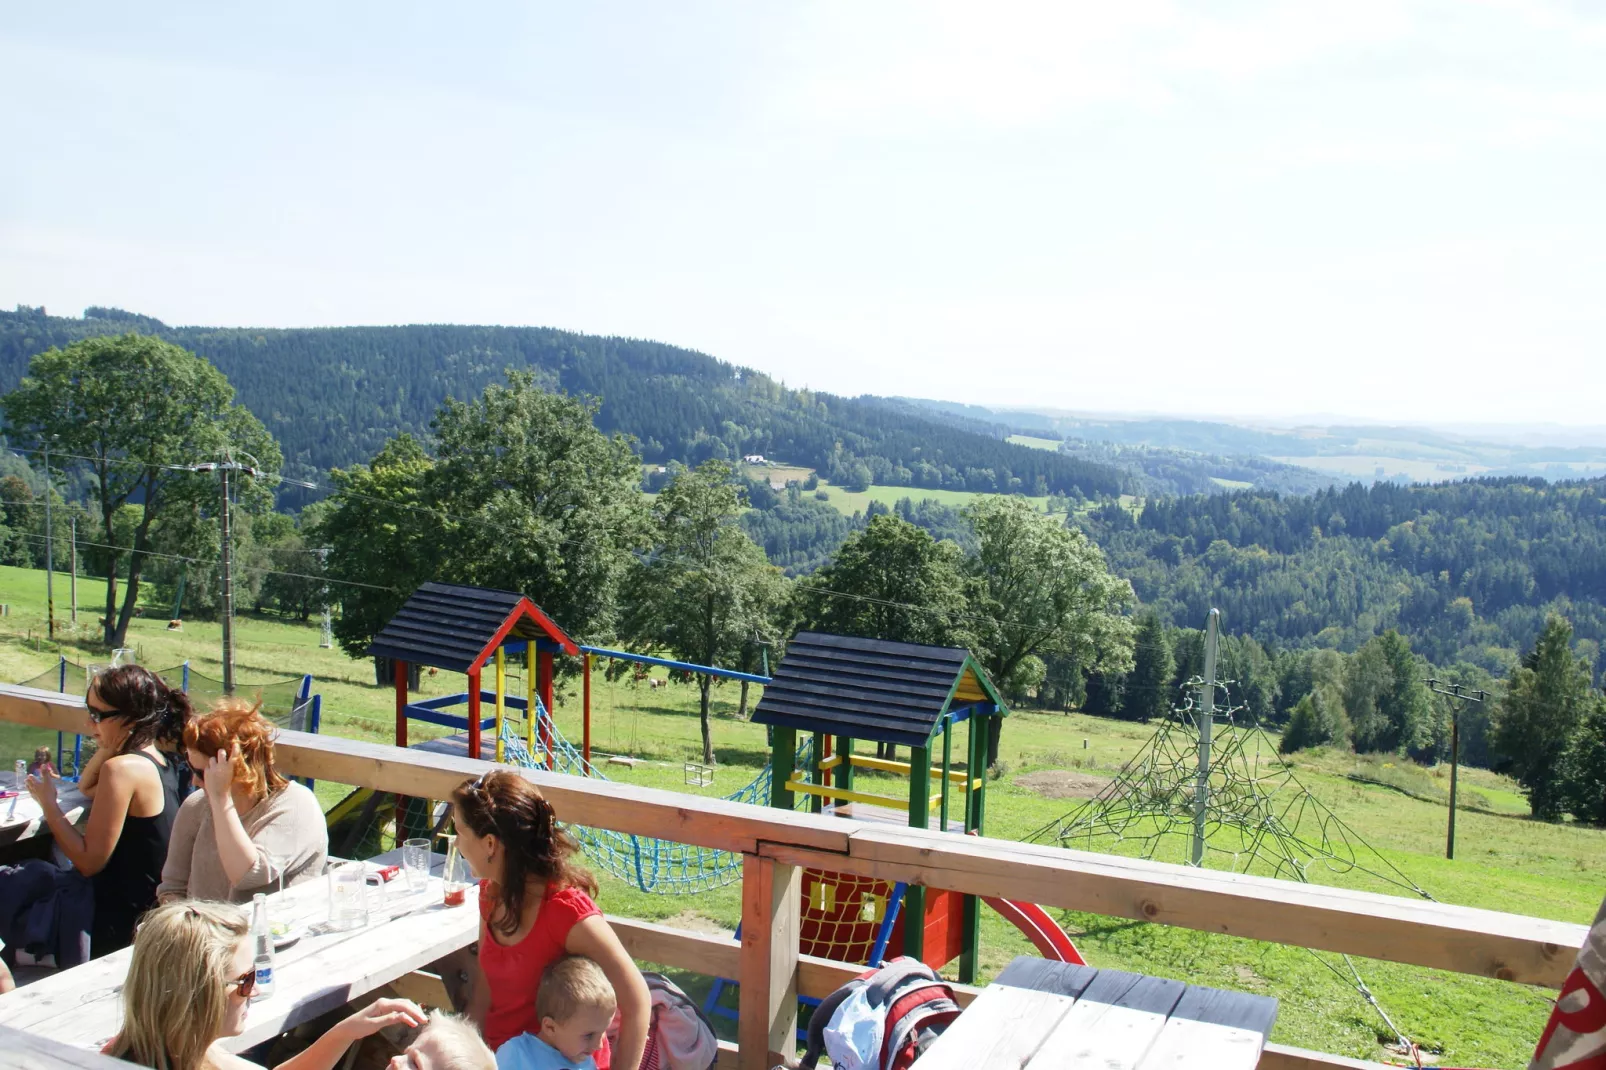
top-left (452, 771), bottom-right (650, 1069)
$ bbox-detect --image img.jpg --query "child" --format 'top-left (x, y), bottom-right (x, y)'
top-left (495, 956), bottom-right (617, 1070)
top-left (28, 746), bottom-right (57, 780)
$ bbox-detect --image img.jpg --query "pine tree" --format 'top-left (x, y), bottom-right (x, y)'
top-left (1492, 615), bottom-right (1595, 820)
top-left (1120, 613), bottom-right (1174, 723)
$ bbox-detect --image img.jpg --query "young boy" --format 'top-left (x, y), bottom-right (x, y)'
top-left (495, 956), bottom-right (617, 1070)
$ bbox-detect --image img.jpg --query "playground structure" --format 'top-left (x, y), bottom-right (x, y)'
top-left (354, 584), bottom-right (1082, 982)
top-left (751, 631), bottom-right (1083, 985)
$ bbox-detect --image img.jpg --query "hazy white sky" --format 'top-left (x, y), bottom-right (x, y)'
top-left (4, 2), bottom-right (1604, 425)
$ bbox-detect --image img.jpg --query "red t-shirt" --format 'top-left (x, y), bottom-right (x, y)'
top-left (478, 879), bottom-right (610, 1067)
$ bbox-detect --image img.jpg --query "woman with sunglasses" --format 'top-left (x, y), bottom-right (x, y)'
top-left (108, 900), bottom-right (428, 1070)
top-left (158, 700), bottom-right (328, 904)
top-left (25, 665), bottom-right (189, 955)
top-left (450, 770), bottom-right (650, 1070)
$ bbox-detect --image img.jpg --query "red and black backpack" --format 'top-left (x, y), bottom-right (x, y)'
top-left (793, 957), bottom-right (962, 1070)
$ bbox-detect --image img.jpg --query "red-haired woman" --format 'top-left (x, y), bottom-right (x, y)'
top-left (24, 665), bottom-right (190, 955)
top-left (450, 771), bottom-right (650, 1070)
top-left (158, 701), bottom-right (329, 903)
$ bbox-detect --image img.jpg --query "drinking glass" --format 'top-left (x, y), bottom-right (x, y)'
top-left (109, 648), bottom-right (136, 668)
top-left (442, 836), bottom-right (469, 907)
top-left (402, 838), bottom-right (431, 893)
top-left (327, 861), bottom-right (368, 931)
top-left (268, 853), bottom-right (288, 896)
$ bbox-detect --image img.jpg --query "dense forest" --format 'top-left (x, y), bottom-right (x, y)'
top-left (1074, 478), bottom-right (1606, 678)
top-left (0, 306), bottom-right (1125, 504)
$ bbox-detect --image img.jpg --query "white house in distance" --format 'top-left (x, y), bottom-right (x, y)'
top-left (743, 454), bottom-right (767, 464)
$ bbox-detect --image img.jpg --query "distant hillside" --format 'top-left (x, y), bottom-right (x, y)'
top-left (879, 396), bottom-right (1339, 496)
top-left (896, 397), bottom-right (1606, 485)
top-left (0, 306), bottom-right (1125, 504)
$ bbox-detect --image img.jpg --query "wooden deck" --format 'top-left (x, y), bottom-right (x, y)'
top-left (0, 683), bottom-right (1583, 1070)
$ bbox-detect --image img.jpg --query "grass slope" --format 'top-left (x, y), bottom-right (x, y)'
top-left (0, 564), bottom-right (1590, 1067)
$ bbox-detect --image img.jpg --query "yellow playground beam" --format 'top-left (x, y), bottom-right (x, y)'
top-left (783, 778), bottom-right (914, 811)
top-left (817, 752), bottom-right (978, 788)
top-left (525, 642), bottom-right (536, 753)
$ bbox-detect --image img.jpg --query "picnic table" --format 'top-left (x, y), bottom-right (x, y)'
top-left (0, 850), bottom-right (480, 1054)
top-left (0, 783), bottom-right (88, 854)
top-left (914, 956), bottom-right (1279, 1070)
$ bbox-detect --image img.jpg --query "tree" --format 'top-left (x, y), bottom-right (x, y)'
top-left (796, 515), bottom-right (972, 649)
top-left (1492, 615), bottom-right (1595, 820)
top-left (317, 435), bottom-right (442, 659)
top-left (431, 371), bottom-right (651, 647)
top-left (1279, 690), bottom-right (1351, 754)
top-left (1343, 631), bottom-right (1431, 754)
top-left (1119, 613), bottom-right (1173, 723)
top-left (1, 334), bottom-right (280, 645)
top-left (1561, 695), bottom-right (1606, 826)
top-left (965, 496), bottom-right (1134, 765)
top-left (622, 461), bottom-right (789, 763)
top-left (796, 513), bottom-right (973, 758)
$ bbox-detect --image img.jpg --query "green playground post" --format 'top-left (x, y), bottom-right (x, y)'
top-left (905, 743), bottom-right (930, 962)
top-left (837, 735), bottom-right (854, 792)
top-left (958, 712), bottom-right (984, 983)
top-left (770, 726), bottom-right (796, 809)
top-left (809, 731), bottom-right (825, 813)
top-left (939, 715), bottom-right (952, 831)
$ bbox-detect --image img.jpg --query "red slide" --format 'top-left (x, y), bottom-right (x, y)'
top-left (982, 896), bottom-right (1085, 965)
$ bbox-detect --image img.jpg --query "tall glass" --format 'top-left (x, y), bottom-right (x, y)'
top-left (442, 836), bottom-right (469, 907)
top-left (402, 838), bottom-right (431, 893)
top-left (327, 861), bottom-right (368, 930)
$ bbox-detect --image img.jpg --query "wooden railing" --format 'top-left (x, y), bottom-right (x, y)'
top-left (0, 683), bottom-right (1583, 1070)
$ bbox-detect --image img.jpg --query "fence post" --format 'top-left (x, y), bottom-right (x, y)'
top-left (738, 853), bottom-right (800, 1070)
top-left (182, 661), bottom-right (190, 692)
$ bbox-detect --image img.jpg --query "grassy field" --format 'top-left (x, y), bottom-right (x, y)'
top-left (1005, 434), bottom-right (1064, 452)
top-left (1, 563), bottom-right (1593, 1066)
top-left (810, 480), bottom-right (1064, 517)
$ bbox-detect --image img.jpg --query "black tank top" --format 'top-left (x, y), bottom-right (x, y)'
top-left (90, 749), bottom-right (180, 957)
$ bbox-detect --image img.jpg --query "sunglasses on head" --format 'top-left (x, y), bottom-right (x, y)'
top-left (229, 967), bottom-right (257, 999)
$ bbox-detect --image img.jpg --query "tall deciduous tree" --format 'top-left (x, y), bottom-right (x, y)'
top-left (1119, 613), bottom-right (1174, 723)
top-left (796, 514), bottom-right (973, 648)
top-left (432, 371), bottom-right (651, 646)
top-left (622, 461), bottom-right (789, 763)
top-left (796, 513), bottom-right (973, 758)
top-left (1, 334), bottom-right (280, 645)
top-left (1493, 615), bottom-right (1595, 820)
top-left (965, 497), bottom-right (1134, 765)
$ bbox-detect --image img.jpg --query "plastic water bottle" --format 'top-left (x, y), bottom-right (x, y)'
top-left (13, 759), bottom-right (24, 792)
top-left (250, 893), bottom-right (276, 999)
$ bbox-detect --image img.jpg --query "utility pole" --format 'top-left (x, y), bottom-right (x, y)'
top-left (69, 515), bottom-right (77, 624)
top-left (188, 454), bottom-right (261, 694)
top-left (1192, 608), bottom-right (1221, 866)
top-left (1426, 679), bottom-right (1488, 860)
top-left (317, 546), bottom-right (333, 649)
top-left (41, 440), bottom-right (54, 641)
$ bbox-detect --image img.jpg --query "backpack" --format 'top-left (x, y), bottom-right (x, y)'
top-left (609, 972), bottom-right (720, 1070)
top-left (797, 957), bottom-right (961, 1070)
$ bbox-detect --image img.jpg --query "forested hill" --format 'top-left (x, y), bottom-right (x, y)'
top-left (1076, 477), bottom-right (1606, 674)
top-left (0, 306), bottom-right (1124, 501)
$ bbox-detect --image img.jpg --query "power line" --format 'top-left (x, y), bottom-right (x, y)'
top-left (12, 531), bottom-right (394, 592)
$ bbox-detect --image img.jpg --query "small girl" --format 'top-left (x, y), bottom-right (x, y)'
top-left (28, 746), bottom-right (58, 780)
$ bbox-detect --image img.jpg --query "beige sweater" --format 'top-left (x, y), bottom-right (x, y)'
top-left (158, 781), bottom-right (329, 903)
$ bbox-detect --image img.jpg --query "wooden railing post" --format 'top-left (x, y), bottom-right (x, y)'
top-left (739, 853), bottom-right (800, 1070)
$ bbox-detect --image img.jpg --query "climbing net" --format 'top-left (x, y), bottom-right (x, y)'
top-left (1027, 694), bottom-right (1429, 898)
top-left (499, 711), bottom-right (813, 895)
top-left (1027, 687), bottom-right (1434, 1061)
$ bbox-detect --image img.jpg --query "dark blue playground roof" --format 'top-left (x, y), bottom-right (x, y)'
top-left (365, 581), bottom-right (576, 675)
top-left (751, 631), bottom-right (1006, 749)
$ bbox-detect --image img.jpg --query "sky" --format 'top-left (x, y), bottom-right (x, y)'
top-left (3, 2), bottom-right (1605, 427)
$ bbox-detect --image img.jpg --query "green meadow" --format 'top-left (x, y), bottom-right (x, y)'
top-left (0, 563), bottom-right (1592, 1067)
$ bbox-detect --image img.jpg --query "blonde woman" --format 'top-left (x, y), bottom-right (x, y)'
top-left (159, 702), bottom-right (328, 903)
top-left (108, 901), bottom-right (427, 1070)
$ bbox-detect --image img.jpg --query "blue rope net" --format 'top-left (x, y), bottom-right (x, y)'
top-left (498, 708), bottom-right (812, 894)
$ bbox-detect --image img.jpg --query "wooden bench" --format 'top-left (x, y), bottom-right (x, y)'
top-left (915, 956), bottom-right (1278, 1069)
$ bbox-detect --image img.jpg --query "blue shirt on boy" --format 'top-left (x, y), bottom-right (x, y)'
top-left (496, 1033), bottom-right (596, 1070)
